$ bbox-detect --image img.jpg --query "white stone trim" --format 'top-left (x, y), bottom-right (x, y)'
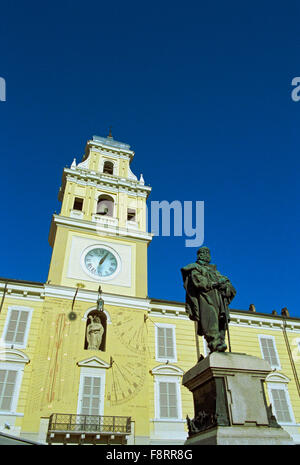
top-left (44, 284), bottom-right (150, 310)
top-left (266, 372), bottom-right (290, 384)
top-left (77, 356), bottom-right (110, 369)
top-left (51, 214), bottom-right (153, 243)
top-left (87, 139), bottom-right (134, 157)
top-left (151, 364), bottom-right (184, 376)
top-left (82, 307), bottom-right (112, 324)
top-left (0, 283), bottom-right (44, 302)
top-left (0, 349), bottom-right (30, 364)
top-left (64, 168), bottom-right (151, 196)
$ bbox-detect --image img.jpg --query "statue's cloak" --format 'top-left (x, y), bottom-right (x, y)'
top-left (181, 262), bottom-right (236, 336)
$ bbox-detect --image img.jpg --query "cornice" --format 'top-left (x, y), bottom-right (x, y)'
top-left (64, 168), bottom-right (151, 197)
top-left (0, 280), bottom-right (45, 301)
top-left (0, 279), bottom-right (299, 333)
top-left (148, 300), bottom-right (300, 332)
top-left (87, 137), bottom-right (134, 157)
top-left (43, 284), bottom-right (151, 311)
top-left (50, 214), bottom-right (153, 243)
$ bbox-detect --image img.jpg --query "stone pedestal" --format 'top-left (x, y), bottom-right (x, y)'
top-left (182, 352), bottom-right (294, 445)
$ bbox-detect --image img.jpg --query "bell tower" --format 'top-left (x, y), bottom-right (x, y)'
top-left (47, 132), bottom-right (152, 298)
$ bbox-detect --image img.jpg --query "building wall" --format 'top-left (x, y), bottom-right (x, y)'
top-left (1, 282), bottom-right (299, 444)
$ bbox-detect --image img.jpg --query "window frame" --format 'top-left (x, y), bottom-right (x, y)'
top-left (103, 160), bottom-right (114, 175)
top-left (152, 365), bottom-right (184, 422)
top-left (266, 377), bottom-right (296, 426)
top-left (155, 323), bottom-right (177, 363)
top-left (157, 379), bottom-right (180, 419)
top-left (0, 349), bottom-right (29, 415)
top-left (127, 208), bottom-right (136, 222)
top-left (96, 194), bottom-right (115, 217)
top-left (1, 306), bottom-right (33, 349)
top-left (258, 334), bottom-right (281, 370)
top-left (73, 197), bottom-right (84, 211)
top-left (77, 365), bottom-right (107, 417)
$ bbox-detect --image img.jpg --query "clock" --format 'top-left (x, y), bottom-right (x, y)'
top-left (81, 245), bottom-right (120, 280)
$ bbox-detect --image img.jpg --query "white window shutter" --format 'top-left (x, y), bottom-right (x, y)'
top-left (260, 337), bottom-right (280, 367)
top-left (271, 388), bottom-right (292, 423)
top-left (165, 328), bottom-right (174, 358)
top-left (157, 327), bottom-right (166, 358)
top-left (80, 376), bottom-right (101, 416)
top-left (5, 310), bottom-right (29, 345)
top-left (159, 382), bottom-right (178, 419)
top-left (0, 370), bottom-right (17, 411)
top-left (157, 327), bottom-right (175, 360)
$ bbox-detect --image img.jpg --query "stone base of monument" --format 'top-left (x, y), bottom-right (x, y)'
top-left (182, 352), bottom-right (294, 445)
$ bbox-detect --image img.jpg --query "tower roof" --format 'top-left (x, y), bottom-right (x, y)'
top-left (92, 134), bottom-right (131, 151)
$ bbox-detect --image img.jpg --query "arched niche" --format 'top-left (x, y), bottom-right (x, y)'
top-left (96, 194), bottom-right (114, 217)
top-left (84, 310), bottom-right (107, 352)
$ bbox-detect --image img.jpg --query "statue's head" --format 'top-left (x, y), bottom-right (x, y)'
top-left (197, 247), bottom-right (211, 264)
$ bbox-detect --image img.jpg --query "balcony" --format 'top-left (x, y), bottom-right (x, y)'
top-left (92, 214), bottom-right (119, 228)
top-left (47, 413), bottom-right (131, 445)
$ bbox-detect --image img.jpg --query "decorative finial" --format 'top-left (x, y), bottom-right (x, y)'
top-left (97, 286), bottom-right (104, 312)
top-left (108, 126), bottom-right (112, 138)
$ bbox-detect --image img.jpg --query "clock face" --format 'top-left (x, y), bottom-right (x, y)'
top-left (83, 247), bottom-right (119, 279)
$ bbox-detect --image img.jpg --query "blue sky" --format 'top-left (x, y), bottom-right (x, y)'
top-left (0, 1), bottom-right (300, 317)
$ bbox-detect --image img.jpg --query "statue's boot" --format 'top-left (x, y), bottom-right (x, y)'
top-left (216, 342), bottom-right (227, 352)
top-left (207, 335), bottom-right (222, 352)
top-left (216, 327), bottom-right (227, 352)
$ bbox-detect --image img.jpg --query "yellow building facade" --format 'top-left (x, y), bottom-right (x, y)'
top-left (0, 133), bottom-right (299, 445)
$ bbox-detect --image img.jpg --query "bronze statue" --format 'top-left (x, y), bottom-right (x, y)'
top-left (181, 247), bottom-right (236, 353)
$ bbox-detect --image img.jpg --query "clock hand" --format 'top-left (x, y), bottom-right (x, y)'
top-left (98, 252), bottom-right (109, 266)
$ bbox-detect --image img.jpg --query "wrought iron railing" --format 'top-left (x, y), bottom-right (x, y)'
top-left (48, 413), bottom-right (131, 434)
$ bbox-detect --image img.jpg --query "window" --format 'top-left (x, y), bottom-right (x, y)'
top-left (159, 381), bottom-right (178, 419)
top-left (103, 161), bottom-right (114, 175)
top-left (0, 349), bottom-right (30, 414)
top-left (266, 374), bottom-right (295, 425)
top-left (269, 388), bottom-right (292, 423)
top-left (258, 335), bottom-right (281, 369)
top-left (77, 358), bottom-right (109, 417)
top-left (152, 365), bottom-right (184, 422)
top-left (80, 376), bottom-right (102, 416)
top-left (127, 209), bottom-right (136, 222)
top-left (96, 195), bottom-right (114, 217)
top-left (0, 369), bottom-right (17, 412)
top-left (155, 324), bottom-right (176, 362)
top-left (2, 307), bottom-right (32, 348)
top-left (73, 197), bottom-right (83, 211)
